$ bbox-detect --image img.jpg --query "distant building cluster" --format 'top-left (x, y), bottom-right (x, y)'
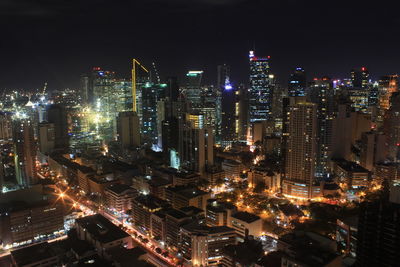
top-left (1, 51), bottom-right (400, 266)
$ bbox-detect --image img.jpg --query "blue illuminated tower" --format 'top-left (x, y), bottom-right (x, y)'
top-left (249, 51), bottom-right (274, 123)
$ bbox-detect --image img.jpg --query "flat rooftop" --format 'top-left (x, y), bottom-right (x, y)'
top-left (166, 185), bottom-right (208, 199)
top-left (11, 242), bottom-right (58, 266)
top-left (231, 211), bottom-right (260, 223)
top-left (76, 214), bottom-right (130, 244)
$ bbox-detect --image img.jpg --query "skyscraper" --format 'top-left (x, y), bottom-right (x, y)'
top-left (288, 67), bottom-right (306, 97)
top-left (38, 122), bottom-right (55, 154)
top-left (378, 75), bottom-right (398, 111)
top-left (282, 101), bottom-right (319, 199)
top-left (356, 181), bottom-right (400, 266)
top-left (185, 71), bottom-right (204, 111)
top-left (13, 119), bottom-right (37, 187)
top-left (117, 112), bottom-right (140, 149)
top-left (217, 64), bottom-right (230, 91)
top-left (309, 77), bottom-right (335, 175)
top-left (47, 104), bottom-right (69, 151)
top-left (349, 67), bottom-right (370, 113)
top-left (249, 50), bottom-right (274, 123)
top-left (221, 82), bottom-right (237, 146)
top-left (384, 92), bottom-right (400, 160)
top-left (141, 82), bottom-right (166, 146)
top-left (179, 114), bottom-right (214, 174)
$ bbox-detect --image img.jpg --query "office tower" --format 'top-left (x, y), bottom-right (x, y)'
top-left (356, 181), bottom-right (400, 266)
top-left (117, 111), bottom-right (140, 148)
top-left (13, 119), bottom-right (37, 187)
top-left (378, 75), bottom-right (398, 111)
top-left (141, 83), bottom-right (166, 146)
top-left (162, 117), bottom-right (179, 161)
top-left (282, 102), bottom-right (318, 199)
top-left (309, 77), bottom-right (335, 175)
top-left (349, 67), bottom-right (370, 113)
top-left (38, 122), bottom-right (55, 154)
top-left (237, 84), bottom-right (249, 141)
top-left (359, 131), bottom-right (387, 171)
top-left (221, 83), bottom-right (237, 146)
top-left (217, 64), bottom-right (230, 91)
top-left (91, 67), bottom-right (116, 109)
top-left (185, 71), bottom-right (204, 111)
top-left (0, 112), bottom-right (12, 141)
top-left (113, 79), bottom-right (133, 113)
top-left (179, 115), bottom-right (214, 174)
top-left (47, 104), bottom-right (69, 151)
top-left (384, 92), bottom-right (400, 159)
top-left (180, 222), bottom-right (237, 266)
top-left (0, 155), bottom-right (4, 192)
top-left (288, 67), bottom-right (306, 97)
top-left (249, 50), bottom-right (274, 123)
top-left (80, 73), bottom-right (90, 105)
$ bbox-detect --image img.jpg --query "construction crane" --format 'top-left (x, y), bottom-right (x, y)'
top-left (131, 59), bottom-right (148, 112)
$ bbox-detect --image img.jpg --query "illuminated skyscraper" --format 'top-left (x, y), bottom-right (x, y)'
top-left (221, 82), bottom-right (237, 146)
top-left (349, 67), bottom-right (370, 113)
top-left (13, 119), bottom-right (38, 187)
top-left (185, 71), bottom-right (204, 111)
top-left (309, 77), bottom-right (335, 175)
top-left (282, 101), bottom-right (319, 199)
top-left (141, 82), bottom-right (167, 146)
top-left (179, 114), bottom-right (214, 174)
top-left (288, 67), bottom-right (306, 97)
top-left (249, 50), bottom-right (274, 123)
top-left (217, 64), bottom-right (230, 91)
top-left (384, 92), bottom-right (400, 160)
top-left (379, 75), bottom-right (398, 111)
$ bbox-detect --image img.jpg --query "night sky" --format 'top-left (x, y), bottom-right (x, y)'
top-left (2, 0), bottom-right (400, 90)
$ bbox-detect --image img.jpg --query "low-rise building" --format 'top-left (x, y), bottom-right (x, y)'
top-left (75, 214), bottom-right (133, 257)
top-left (230, 211), bottom-right (262, 240)
top-left (332, 159), bottom-right (370, 189)
top-left (172, 171), bottom-right (201, 186)
top-left (165, 185), bottom-right (210, 210)
top-left (206, 199), bottom-right (237, 227)
top-left (105, 184), bottom-right (137, 213)
top-left (180, 222), bottom-right (237, 266)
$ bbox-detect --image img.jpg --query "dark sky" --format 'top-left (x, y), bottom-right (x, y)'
top-left (1, 0), bottom-right (400, 91)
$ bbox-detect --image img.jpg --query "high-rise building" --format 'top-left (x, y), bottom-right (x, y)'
top-left (349, 67), bottom-right (370, 113)
top-left (47, 104), bottom-right (69, 151)
top-left (384, 92), bottom-right (400, 160)
top-left (217, 64), bottom-right (230, 91)
top-left (221, 83), bottom-right (237, 146)
top-left (185, 71), bottom-right (204, 111)
top-left (141, 82), bottom-right (167, 146)
top-left (116, 112), bottom-right (140, 149)
top-left (80, 73), bottom-right (90, 105)
top-left (378, 75), bottom-right (398, 111)
top-left (13, 119), bottom-right (37, 187)
top-left (309, 77), bottom-right (335, 175)
top-left (249, 50), bottom-right (274, 123)
top-left (179, 114), bottom-right (214, 174)
top-left (38, 122), bottom-right (55, 154)
top-left (282, 101), bottom-right (319, 199)
top-left (0, 112), bottom-right (12, 141)
top-left (237, 84), bottom-right (249, 141)
top-left (356, 181), bottom-right (400, 266)
top-left (288, 67), bottom-right (306, 97)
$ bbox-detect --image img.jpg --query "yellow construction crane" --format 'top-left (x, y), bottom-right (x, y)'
top-left (131, 59), bottom-right (148, 112)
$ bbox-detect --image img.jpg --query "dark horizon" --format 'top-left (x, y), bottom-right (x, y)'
top-left (2, 0), bottom-right (400, 90)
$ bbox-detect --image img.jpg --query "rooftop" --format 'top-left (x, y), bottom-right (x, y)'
top-left (11, 242), bottom-right (58, 266)
top-left (165, 208), bottom-right (190, 220)
top-left (232, 211), bottom-right (260, 223)
top-left (166, 185), bottom-right (208, 199)
top-left (134, 194), bottom-right (169, 210)
top-left (107, 184), bottom-right (135, 195)
top-left (75, 214), bottom-right (130, 244)
top-left (335, 159), bottom-right (369, 173)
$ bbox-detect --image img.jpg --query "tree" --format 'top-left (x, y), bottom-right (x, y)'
top-left (253, 181), bottom-right (266, 194)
